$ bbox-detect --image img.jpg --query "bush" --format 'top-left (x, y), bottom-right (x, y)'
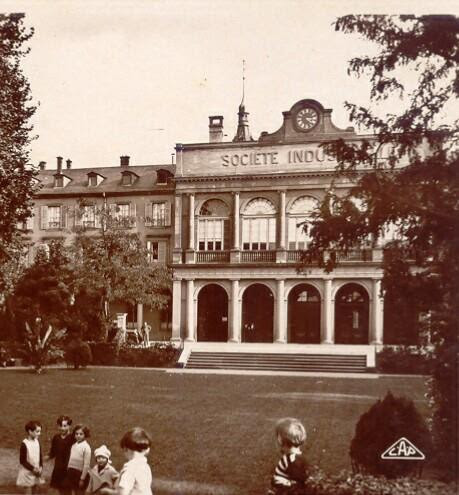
top-left (65, 339), bottom-right (92, 369)
top-left (376, 346), bottom-right (433, 374)
top-left (118, 343), bottom-right (180, 368)
top-left (88, 342), bottom-right (119, 365)
top-left (304, 467), bottom-right (457, 495)
top-left (87, 342), bottom-right (180, 367)
top-left (350, 391), bottom-right (432, 478)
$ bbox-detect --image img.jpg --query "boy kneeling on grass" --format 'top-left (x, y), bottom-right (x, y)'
top-left (99, 428), bottom-right (152, 495)
top-left (268, 418), bottom-right (310, 495)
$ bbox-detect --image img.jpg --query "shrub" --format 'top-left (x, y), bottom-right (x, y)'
top-left (118, 343), bottom-right (180, 368)
top-left (19, 322), bottom-right (66, 373)
top-left (65, 339), bottom-right (92, 369)
top-left (376, 346), bottom-right (433, 375)
top-left (350, 391), bottom-right (432, 478)
top-left (304, 467), bottom-right (457, 495)
top-left (88, 342), bottom-right (119, 365)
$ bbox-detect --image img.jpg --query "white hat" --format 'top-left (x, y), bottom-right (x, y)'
top-left (94, 445), bottom-right (111, 459)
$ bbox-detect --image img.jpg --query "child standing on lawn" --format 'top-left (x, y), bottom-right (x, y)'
top-left (16, 420), bottom-right (45, 494)
top-left (47, 415), bottom-right (74, 495)
top-left (99, 427), bottom-right (152, 495)
top-left (268, 418), bottom-right (310, 495)
top-left (65, 424), bottom-right (92, 495)
top-left (86, 445), bottom-right (119, 494)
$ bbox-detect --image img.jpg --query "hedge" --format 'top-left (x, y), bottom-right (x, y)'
top-left (304, 468), bottom-right (457, 495)
top-left (376, 346), bottom-right (433, 374)
top-left (88, 342), bottom-right (180, 367)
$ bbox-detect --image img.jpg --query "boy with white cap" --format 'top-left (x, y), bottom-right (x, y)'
top-left (86, 445), bottom-right (118, 494)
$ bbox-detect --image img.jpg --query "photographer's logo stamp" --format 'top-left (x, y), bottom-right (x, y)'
top-left (381, 437), bottom-right (425, 460)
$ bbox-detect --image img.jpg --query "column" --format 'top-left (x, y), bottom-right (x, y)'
top-left (171, 279), bottom-right (182, 342)
top-left (172, 194), bottom-right (182, 263)
top-left (371, 279), bottom-right (384, 344)
top-left (229, 279), bottom-right (240, 342)
top-left (322, 279), bottom-right (334, 344)
top-left (185, 279), bottom-right (195, 341)
top-left (275, 279), bottom-right (286, 343)
top-left (136, 303), bottom-right (143, 333)
top-left (188, 193), bottom-right (195, 250)
top-left (278, 190), bottom-right (286, 249)
top-left (232, 192), bottom-right (240, 250)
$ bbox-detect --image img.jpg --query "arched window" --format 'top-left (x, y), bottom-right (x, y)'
top-left (197, 199), bottom-right (229, 251)
top-left (287, 196), bottom-right (319, 250)
top-left (242, 198), bottom-right (276, 251)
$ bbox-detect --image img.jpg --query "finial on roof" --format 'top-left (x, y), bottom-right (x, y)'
top-left (233, 59), bottom-right (253, 142)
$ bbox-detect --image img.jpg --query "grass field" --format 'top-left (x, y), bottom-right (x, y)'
top-left (0, 368), bottom-right (429, 494)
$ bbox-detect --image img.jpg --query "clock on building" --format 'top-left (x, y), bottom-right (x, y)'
top-left (295, 106), bottom-right (319, 131)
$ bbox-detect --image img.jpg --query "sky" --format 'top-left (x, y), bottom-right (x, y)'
top-left (1, 0), bottom-right (458, 169)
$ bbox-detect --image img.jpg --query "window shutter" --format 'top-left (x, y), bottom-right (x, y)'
top-left (223, 219), bottom-right (230, 250)
top-left (165, 202), bottom-right (171, 226)
top-left (60, 206), bottom-right (67, 228)
top-left (158, 241), bottom-right (167, 263)
top-left (109, 203), bottom-right (118, 218)
top-left (130, 203), bottom-right (137, 226)
top-left (40, 206), bottom-right (48, 230)
top-left (95, 207), bottom-right (101, 228)
top-left (74, 205), bottom-right (82, 227)
top-left (145, 202), bottom-right (152, 226)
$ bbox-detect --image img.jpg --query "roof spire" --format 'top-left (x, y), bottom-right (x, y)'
top-left (233, 59), bottom-right (253, 142)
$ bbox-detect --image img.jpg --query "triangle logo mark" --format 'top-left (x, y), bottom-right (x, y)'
top-left (381, 437), bottom-right (425, 460)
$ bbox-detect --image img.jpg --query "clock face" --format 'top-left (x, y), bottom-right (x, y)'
top-left (295, 107), bottom-right (319, 131)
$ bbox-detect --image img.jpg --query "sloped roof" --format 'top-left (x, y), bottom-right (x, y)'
top-left (36, 164), bottom-right (175, 196)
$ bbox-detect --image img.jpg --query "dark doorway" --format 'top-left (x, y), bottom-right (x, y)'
top-left (242, 284), bottom-right (274, 343)
top-left (335, 283), bottom-right (369, 344)
top-left (197, 284), bottom-right (228, 342)
top-left (288, 284), bottom-right (321, 343)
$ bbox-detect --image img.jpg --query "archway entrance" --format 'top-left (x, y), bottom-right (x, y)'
top-left (197, 284), bottom-right (228, 342)
top-left (288, 284), bottom-right (321, 343)
top-left (335, 283), bottom-right (369, 344)
top-left (242, 284), bottom-right (274, 343)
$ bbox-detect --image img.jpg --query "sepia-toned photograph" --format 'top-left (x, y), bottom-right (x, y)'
top-left (0, 1), bottom-right (457, 494)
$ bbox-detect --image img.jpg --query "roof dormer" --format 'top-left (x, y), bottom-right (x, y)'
top-left (87, 171), bottom-right (105, 187)
top-left (156, 169), bottom-right (173, 185)
top-left (121, 170), bottom-right (139, 186)
top-left (53, 173), bottom-right (72, 188)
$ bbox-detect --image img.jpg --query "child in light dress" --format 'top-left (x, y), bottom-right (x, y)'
top-left (100, 427), bottom-right (153, 495)
top-left (16, 420), bottom-right (45, 494)
top-left (86, 445), bottom-right (119, 494)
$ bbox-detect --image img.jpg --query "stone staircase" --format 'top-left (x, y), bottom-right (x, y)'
top-left (184, 351), bottom-right (368, 373)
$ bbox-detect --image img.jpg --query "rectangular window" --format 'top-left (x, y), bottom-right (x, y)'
top-left (197, 219), bottom-right (224, 251)
top-left (117, 204), bottom-right (130, 218)
top-left (145, 202), bottom-right (171, 227)
top-left (81, 205), bottom-right (96, 228)
top-left (54, 176), bottom-right (64, 188)
top-left (147, 241), bottom-right (159, 262)
top-left (88, 175), bottom-right (98, 186)
top-left (288, 216), bottom-right (310, 250)
top-left (147, 240), bottom-right (167, 263)
top-left (242, 217), bottom-right (276, 250)
top-left (48, 206), bottom-right (61, 228)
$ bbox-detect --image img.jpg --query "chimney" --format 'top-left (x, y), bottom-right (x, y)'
top-left (120, 155), bottom-right (130, 167)
top-left (56, 156), bottom-right (63, 173)
top-left (38, 161), bottom-right (46, 170)
top-left (209, 116), bottom-right (224, 143)
top-left (66, 159), bottom-right (72, 169)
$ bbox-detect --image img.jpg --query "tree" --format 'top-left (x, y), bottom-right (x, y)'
top-left (10, 242), bottom-right (73, 372)
top-left (0, 14), bottom-right (38, 291)
top-left (72, 204), bottom-right (171, 339)
top-left (303, 15), bottom-right (458, 479)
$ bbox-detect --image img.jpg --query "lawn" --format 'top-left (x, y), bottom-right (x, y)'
top-left (0, 368), bottom-right (429, 494)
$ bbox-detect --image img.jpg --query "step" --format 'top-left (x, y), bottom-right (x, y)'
top-left (185, 351), bottom-right (368, 373)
